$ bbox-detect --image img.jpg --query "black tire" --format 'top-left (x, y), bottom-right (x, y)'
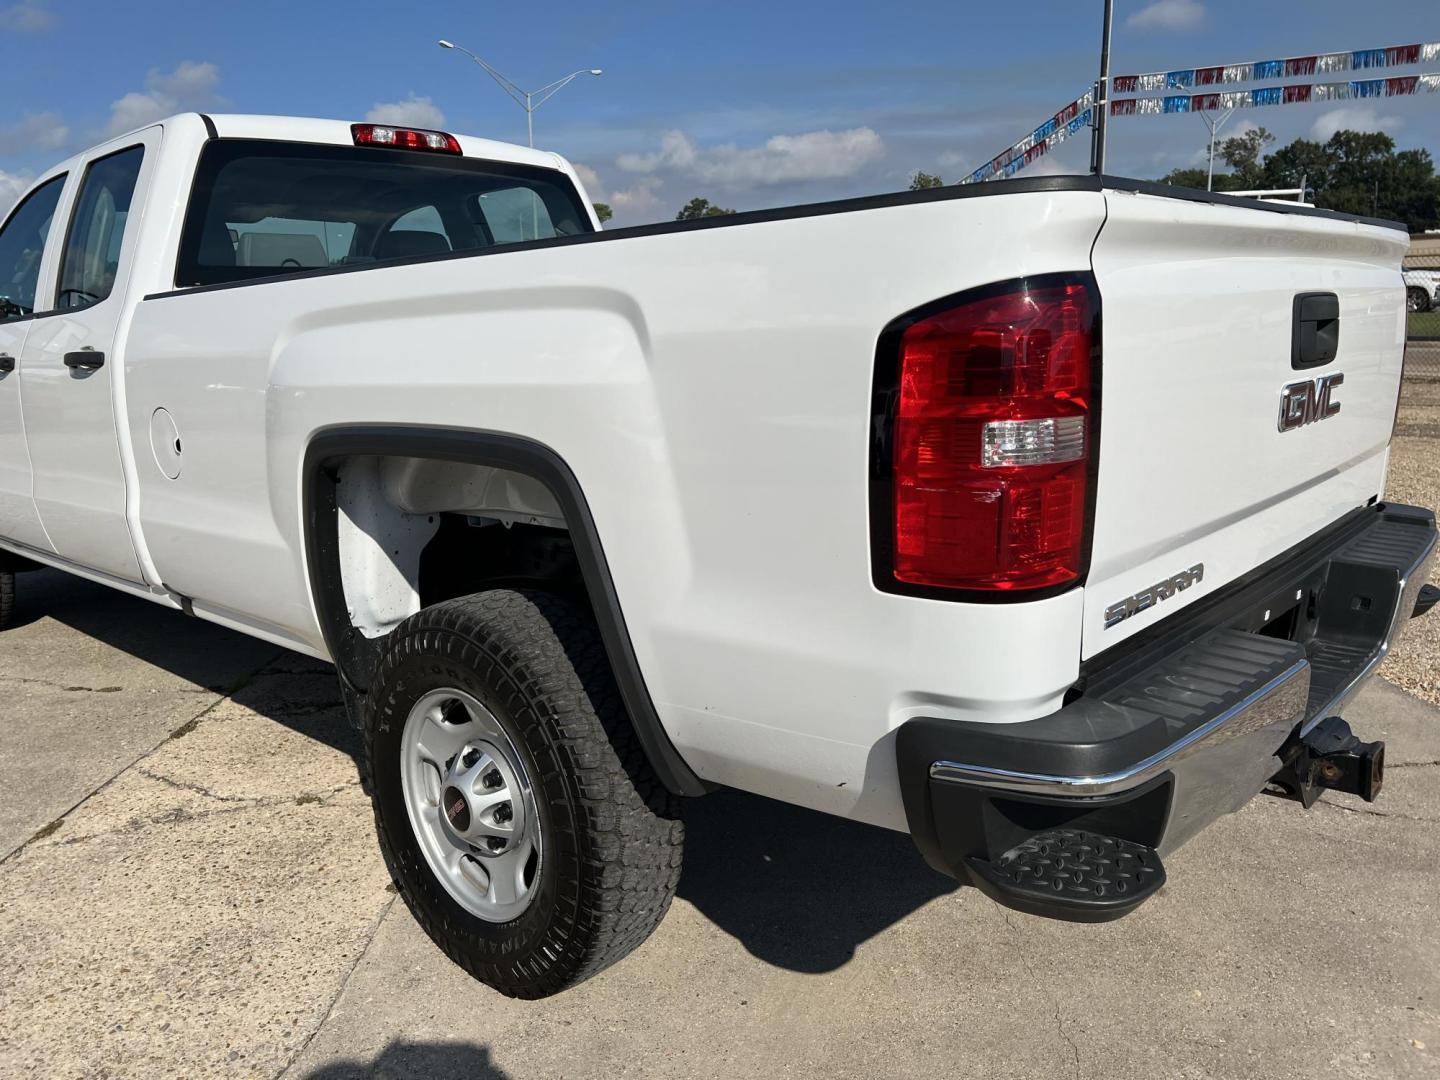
top-left (1409, 287), bottom-right (1433, 314)
top-left (363, 589), bottom-right (684, 998)
top-left (0, 570), bottom-right (12, 630)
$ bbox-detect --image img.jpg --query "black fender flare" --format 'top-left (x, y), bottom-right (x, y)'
top-left (302, 425), bottom-right (710, 797)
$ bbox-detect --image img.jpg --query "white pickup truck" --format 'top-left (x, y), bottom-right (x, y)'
top-left (0, 114), bottom-right (1435, 998)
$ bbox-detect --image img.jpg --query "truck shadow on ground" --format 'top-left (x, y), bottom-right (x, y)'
top-left (299, 1039), bottom-right (509, 1079)
top-left (677, 789), bottom-right (958, 972)
top-left (21, 567), bottom-right (960, 975)
top-left (11, 569), bottom-right (279, 689)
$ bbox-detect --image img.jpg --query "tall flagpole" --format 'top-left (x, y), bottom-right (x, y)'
top-left (1091, 0), bottom-right (1115, 174)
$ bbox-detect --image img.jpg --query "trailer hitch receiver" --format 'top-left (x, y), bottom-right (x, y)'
top-left (1267, 716), bottom-right (1384, 809)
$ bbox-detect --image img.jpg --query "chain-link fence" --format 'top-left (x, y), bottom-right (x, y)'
top-left (1406, 236), bottom-right (1440, 378)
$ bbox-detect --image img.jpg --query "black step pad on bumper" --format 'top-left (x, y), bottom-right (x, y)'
top-left (966, 829), bottom-right (1166, 923)
top-left (1305, 509), bottom-right (1438, 721)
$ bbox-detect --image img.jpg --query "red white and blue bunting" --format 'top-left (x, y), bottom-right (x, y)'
top-left (1111, 72), bottom-right (1440, 116)
top-left (962, 41), bottom-right (1440, 184)
top-left (959, 90), bottom-right (1095, 184)
top-left (1114, 42), bottom-right (1440, 93)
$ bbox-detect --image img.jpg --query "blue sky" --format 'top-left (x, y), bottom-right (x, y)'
top-left (1, 0), bottom-right (1436, 224)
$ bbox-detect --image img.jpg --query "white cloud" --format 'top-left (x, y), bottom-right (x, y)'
top-left (1126, 0), bottom-right (1205, 31)
top-left (107, 61), bottom-right (222, 136)
top-left (0, 170), bottom-right (33, 214)
top-left (1023, 157), bottom-right (1077, 178)
top-left (365, 94), bottom-right (446, 129)
top-left (0, 111), bottom-right (69, 154)
top-left (1311, 106), bottom-right (1401, 141)
top-left (610, 177), bottom-right (663, 214)
top-left (0, 1), bottom-right (54, 32)
top-left (570, 163), bottom-right (604, 198)
top-left (617, 127), bottom-right (885, 186)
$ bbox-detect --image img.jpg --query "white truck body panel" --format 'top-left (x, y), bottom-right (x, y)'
top-left (1084, 190), bottom-right (1407, 658)
top-left (0, 113), bottom-right (1414, 837)
top-left (124, 178), bottom-right (1108, 830)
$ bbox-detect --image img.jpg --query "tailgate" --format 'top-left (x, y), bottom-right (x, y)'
top-left (1083, 190), bottom-right (1408, 659)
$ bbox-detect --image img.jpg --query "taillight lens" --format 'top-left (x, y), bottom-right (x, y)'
top-left (351, 123), bottom-right (462, 154)
top-left (886, 276), bottom-right (1097, 593)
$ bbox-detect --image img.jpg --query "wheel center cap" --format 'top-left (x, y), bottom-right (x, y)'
top-left (442, 786), bottom-right (471, 832)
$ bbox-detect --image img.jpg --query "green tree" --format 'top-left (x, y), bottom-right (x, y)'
top-left (1319, 131), bottom-right (1430, 222)
top-left (1218, 127), bottom-right (1275, 188)
top-left (909, 170), bottom-right (945, 190)
top-left (592, 202), bottom-right (613, 223)
top-left (1382, 148), bottom-right (1440, 231)
top-left (1260, 137), bottom-right (1332, 191)
top-left (1158, 165), bottom-right (1244, 192)
top-left (1159, 127), bottom-right (1440, 232)
top-left (675, 197), bottom-right (736, 221)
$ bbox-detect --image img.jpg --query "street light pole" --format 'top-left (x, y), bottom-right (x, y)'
top-left (1166, 75), bottom-right (1236, 192)
top-left (1202, 108), bottom-right (1236, 191)
top-left (437, 40), bottom-right (602, 148)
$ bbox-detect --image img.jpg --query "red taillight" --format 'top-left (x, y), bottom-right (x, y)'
top-left (351, 123), bottom-right (462, 154)
top-left (886, 277), bottom-right (1097, 593)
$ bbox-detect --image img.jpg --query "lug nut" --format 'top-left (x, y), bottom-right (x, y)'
top-left (483, 769), bottom-right (502, 790)
top-left (487, 837), bottom-right (506, 852)
top-left (494, 802), bottom-right (512, 824)
top-left (461, 748), bottom-right (481, 768)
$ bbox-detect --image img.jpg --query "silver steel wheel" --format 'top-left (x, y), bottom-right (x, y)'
top-left (399, 688), bottom-right (542, 922)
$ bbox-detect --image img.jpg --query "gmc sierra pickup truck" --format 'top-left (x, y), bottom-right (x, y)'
top-left (0, 114), bottom-right (1435, 999)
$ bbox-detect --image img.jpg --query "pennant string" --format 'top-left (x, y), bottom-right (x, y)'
top-left (959, 89), bottom-right (1095, 184)
top-left (961, 41), bottom-right (1439, 185)
top-left (1115, 41), bottom-right (1438, 89)
top-left (1111, 72), bottom-right (1440, 115)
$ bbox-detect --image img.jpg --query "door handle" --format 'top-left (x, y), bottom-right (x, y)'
top-left (63, 349), bottom-right (105, 372)
top-left (0, 355), bottom-right (13, 375)
top-left (1292, 293), bottom-right (1340, 370)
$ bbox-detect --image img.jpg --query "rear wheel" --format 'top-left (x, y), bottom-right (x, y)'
top-left (1408, 287), bottom-right (1433, 314)
top-left (363, 589), bottom-right (684, 998)
top-left (0, 570), bottom-right (12, 630)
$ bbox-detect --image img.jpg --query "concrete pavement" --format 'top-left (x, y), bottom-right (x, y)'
top-left (0, 568), bottom-right (1437, 1079)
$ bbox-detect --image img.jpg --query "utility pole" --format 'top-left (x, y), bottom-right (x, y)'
top-left (1090, 0), bottom-right (1114, 175)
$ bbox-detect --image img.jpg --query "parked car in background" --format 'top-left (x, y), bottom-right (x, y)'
top-left (0, 113), bottom-right (1434, 998)
top-left (1404, 267), bottom-right (1439, 312)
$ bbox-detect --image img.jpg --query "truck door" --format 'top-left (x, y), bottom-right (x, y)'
top-left (0, 173), bottom-right (67, 553)
top-left (19, 138), bottom-right (154, 583)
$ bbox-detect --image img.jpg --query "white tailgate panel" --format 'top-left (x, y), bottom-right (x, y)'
top-left (1084, 191), bottom-right (1407, 659)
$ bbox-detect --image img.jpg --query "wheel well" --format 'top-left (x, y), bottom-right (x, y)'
top-left (302, 427), bottom-right (710, 797)
top-left (420, 515), bottom-right (586, 608)
top-left (332, 454), bottom-right (583, 640)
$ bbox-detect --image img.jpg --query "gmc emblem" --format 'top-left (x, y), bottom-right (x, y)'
top-left (1278, 373), bottom-right (1343, 432)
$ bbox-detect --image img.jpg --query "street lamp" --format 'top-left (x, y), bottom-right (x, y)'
top-left (1167, 78), bottom-right (1235, 191)
top-left (437, 39), bottom-right (602, 148)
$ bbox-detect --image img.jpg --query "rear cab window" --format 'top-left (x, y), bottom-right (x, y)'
top-left (176, 140), bottom-right (593, 288)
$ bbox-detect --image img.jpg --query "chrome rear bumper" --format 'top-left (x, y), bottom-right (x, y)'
top-left (896, 502), bottom-right (1437, 913)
